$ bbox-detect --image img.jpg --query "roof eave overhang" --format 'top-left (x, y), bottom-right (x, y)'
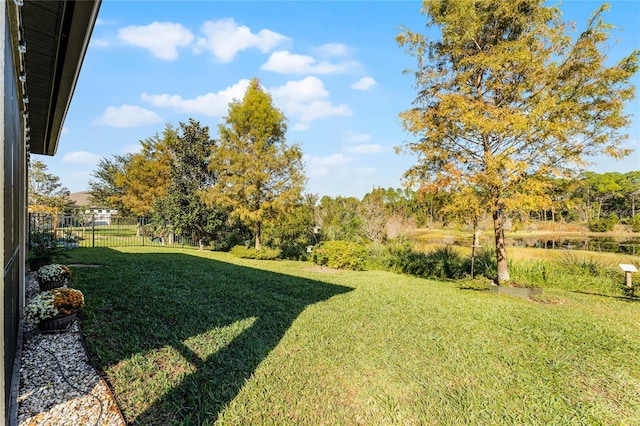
top-left (20, 0), bottom-right (101, 156)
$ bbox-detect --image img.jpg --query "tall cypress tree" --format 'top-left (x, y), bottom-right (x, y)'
top-left (204, 78), bottom-right (306, 250)
top-left (397, 0), bottom-right (639, 283)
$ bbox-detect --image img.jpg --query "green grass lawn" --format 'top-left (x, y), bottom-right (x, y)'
top-left (66, 247), bottom-right (640, 425)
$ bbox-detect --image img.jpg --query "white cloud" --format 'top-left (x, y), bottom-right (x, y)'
top-left (350, 76), bottom-right (377, 91)
top-left (118, 22), bottom-right (194, 60)
top-left (96, 105), bottom-right (162, 128)
top-left (269, 76), bottom-right (351, 128)
top-left (270, 76), bottom-right (330, 103)
top-left (142, 79), bottom-right (251, 116)
top-left (344, 144), bottom-right (385, 154)
top-left (195, 18), bottom-right (288, 62)
top-left (304, 154), bottom-right (352, 177)
top-left (143, 76), bottom-right (350, 130)
top-left (262, 50), bottom-right (358, 75)
top-left (344, 131), bottom-right (371, 143)
top-left (62, 151), bottom-right (101, 164)
top-left (312, 43), bottom-right (352, 57)
top-left (96, 18), bottom-right (116, 27)
top-left (91, 39), bottom-right (109, 48)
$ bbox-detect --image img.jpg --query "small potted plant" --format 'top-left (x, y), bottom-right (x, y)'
top-left (27, 232), bottom-right (67, 270)
top-left (24, 288), bottom-right (84, 332)
top-left (34, 264), bottom-right (72, 290)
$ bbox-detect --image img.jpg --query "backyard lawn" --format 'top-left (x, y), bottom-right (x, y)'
top-left (66, 247), bottom-right (640, 425)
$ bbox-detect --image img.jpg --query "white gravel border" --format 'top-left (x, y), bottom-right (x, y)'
top-left (16, 273), bottom-right (125, 426)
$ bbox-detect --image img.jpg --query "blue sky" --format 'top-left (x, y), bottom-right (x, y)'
top-left (37, 0), bottom-right (640, 198)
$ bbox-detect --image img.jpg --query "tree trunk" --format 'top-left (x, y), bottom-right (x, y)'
top-left (255, 222), bottom-right (261, 250)
top-left (492, 208), bottom-right (510, 284)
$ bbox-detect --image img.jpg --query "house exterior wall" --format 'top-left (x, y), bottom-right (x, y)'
top-left (1, 1), bottom-right (26, 423)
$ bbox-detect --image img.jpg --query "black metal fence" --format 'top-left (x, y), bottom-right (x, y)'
top-left (28, 213), bottom-right (199, 249)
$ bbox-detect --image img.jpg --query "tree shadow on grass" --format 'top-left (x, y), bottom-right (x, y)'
top-left (70, 248), bottom-right (352, 424)
top-left (571, 289), bottom-right (640, 302)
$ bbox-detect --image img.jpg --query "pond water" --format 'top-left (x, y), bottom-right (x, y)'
top-left (418, 233), bottom-right (640, 255)
top-left (508, 236), bottom-right (640, 255)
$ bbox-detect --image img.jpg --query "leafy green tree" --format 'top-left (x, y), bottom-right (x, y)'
top-left (203, 78), bottom-right (306, 250)
top-left (28, 160), bottom-right (71, 209)
top-left (545, 177), bottom-right (580, 223)
top-left (316, 196), bottom-right (362, 241)
top-left (263, 193), bottom-right (317, 259)
top-left (88, 154), bottom-right (133, 216)
top-left (115, 126), bottom-right (174, 216)
top-left (582, 172), bottom-right (624, 221)
top-left (616, 171), bottom-right (640, 218)
top-left (153, 119), bottom-right (227, 249)
top-left (397, 0), bottom-right (639, 283)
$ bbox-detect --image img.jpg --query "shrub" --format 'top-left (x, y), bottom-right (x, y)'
top-left (210, 232), bottom-right (247, 252)
top-left (366, 242), bottom-right (388, 270)
top-left (508, 253), bottom-right (625, 296)
top-left (559, 254), bottom-right (602, 277)
top-left (28, 232), bottom-right (68, 266)
top-left (472, 246), bottom-right (497, 279)
top-left (458, 276), bottom-right (492, 291)
top-left (313, 241), bottom-right (367, 270)
top-left (632, 215), bottom-right (640, 233)
top-left (381, 241), bottom-right (430, 277)
top-left (424, 246), bottom-right (468, 279)
top-left (588, 214), bottom-right (618, 232)
top-left (380, 242), bottom-right (469, 280)
top-left (230, 246), bottom-right (281, 260)
top-left (279, 243), bottom-right (309, 261)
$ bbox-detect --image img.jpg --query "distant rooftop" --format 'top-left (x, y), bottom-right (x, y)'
top-left (68, 191), bottom-right (93, 208)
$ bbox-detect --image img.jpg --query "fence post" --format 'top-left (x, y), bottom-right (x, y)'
top-left (142, 216), bottom-right (145, 247)
top-left (92, 214), bottom-right (96, 248)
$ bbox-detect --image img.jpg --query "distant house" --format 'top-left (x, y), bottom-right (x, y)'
top-left (68, 191), bottom-right (118, 225)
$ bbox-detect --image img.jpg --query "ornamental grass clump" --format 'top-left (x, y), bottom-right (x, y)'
top-left (24, 288), bottom-right (84, 324)
top-left (35, 264), bottom-right (71, 283)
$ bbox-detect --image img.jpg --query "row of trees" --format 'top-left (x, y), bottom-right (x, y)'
top-left (28, 151), bottom-right (640, 252)
top-left (89, 79), bottom-right (305, 251)
top-left (314, 174), bottom-right (640, 245)
top-left (30, 1), bottom-right (639, 284)
top-left (413, 172), bottom-right (640, 228)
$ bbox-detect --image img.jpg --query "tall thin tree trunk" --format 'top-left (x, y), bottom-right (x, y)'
top-left (493, 208), bottom-right (510, 284)
top-left (255, 222), bottom-right (261, 250)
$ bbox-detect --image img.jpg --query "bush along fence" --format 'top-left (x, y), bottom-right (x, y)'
top-left (28, 213), bottom-right (200, 250)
